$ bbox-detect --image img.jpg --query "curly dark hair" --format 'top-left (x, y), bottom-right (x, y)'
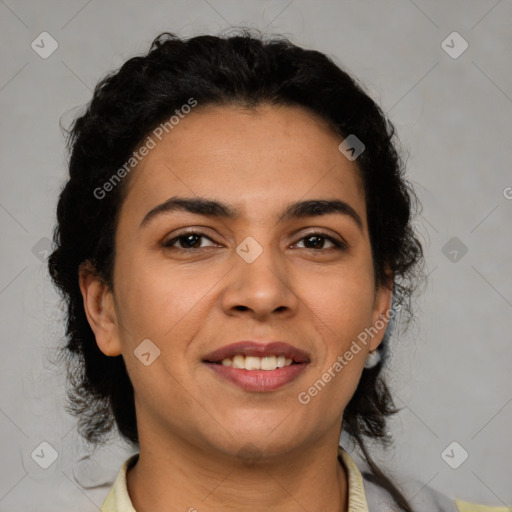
top-left (48, 29), bottom-right (425, 509)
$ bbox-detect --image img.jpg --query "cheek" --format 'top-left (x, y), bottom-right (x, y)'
top-left (113, 228), bottom-right (178, 331)
top-left (309, 259), bottom-right (375, 404)
top-left (307, 263), bottom-right (376, 341)
top-left (113, 252), bottom-right (222, 358)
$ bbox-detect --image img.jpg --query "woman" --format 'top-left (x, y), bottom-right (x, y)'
top-left (48, 30), bottom-right (506, 511)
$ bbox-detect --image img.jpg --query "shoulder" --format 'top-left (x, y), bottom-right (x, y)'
top-left (362, 472), bottom-right (508, 512)
top-left (338, 445), bottom-right (507, 512)
top-left (362, 471), bottom-right (456, 512)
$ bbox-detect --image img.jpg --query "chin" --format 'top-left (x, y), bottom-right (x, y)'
top-left (209, 424), bottom-right (305, 460)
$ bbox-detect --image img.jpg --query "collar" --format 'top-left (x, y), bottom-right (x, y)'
top-left (100, 446), bottom-right (369, 512)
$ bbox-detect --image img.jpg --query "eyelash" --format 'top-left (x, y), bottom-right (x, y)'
top-left (162, 230), bottom-right (347, 251)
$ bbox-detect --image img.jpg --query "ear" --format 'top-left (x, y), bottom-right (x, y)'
top-left (78, 261), bottom-right (122, 357)
top-left (369, 270), bottom-right (394, 352)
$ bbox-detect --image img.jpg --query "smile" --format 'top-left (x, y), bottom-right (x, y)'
top-left (203, 341), bottom-right (310, 392)
top-left (219, 354), bottom-right (293, 370)
top-left (204, 362), bottom-right (309, 392)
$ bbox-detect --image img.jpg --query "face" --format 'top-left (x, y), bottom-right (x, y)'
top-left (81, 104), bottom-right (392, 460)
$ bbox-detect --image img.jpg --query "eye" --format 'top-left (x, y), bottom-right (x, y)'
top-left (162, 230), bottom-right (346, 251)
top-left (163, 231), bottom-right (218, 250)
top-left (294, 232), bottom-right (346, 251)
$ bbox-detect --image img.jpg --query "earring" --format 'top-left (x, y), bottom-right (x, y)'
top-left (364, 349), bottom-right (381, 369)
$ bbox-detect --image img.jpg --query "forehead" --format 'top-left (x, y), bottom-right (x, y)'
top-left (120, 103), bottom-right (367, 226)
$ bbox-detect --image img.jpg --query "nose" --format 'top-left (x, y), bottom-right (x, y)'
top-left (219, 241), bottom-right (299, 321)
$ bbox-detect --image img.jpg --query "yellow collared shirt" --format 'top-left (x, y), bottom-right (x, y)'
top-left (100, 447), bottom-right (508, 512)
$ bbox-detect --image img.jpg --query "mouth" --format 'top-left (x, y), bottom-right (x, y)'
top-left (202, 341), bottom-right (310, 392)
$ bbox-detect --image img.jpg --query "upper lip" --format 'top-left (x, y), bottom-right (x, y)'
top-left (203, 341), bottom-right (310, 364)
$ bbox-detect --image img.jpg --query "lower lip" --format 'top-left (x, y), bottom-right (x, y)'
top-left (204, 362), bottom-right (308, 392)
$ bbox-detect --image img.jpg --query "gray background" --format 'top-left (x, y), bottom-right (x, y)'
top-left (1, 0), bottom-right (511, 510)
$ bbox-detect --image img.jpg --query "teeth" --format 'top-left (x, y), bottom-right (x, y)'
top-left (232, 355), bottom-right (245, 369)
top-left (245, 356), bottom-right (261, 370)
top-left (261, 356), bottom-right (276, 370)
top-left (219, 355), bottom-right (294, 370)
top-left (276, 356), bottom-right (286, 368)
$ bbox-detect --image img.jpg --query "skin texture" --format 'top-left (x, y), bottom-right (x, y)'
top-left (79, 104), bottom-right (393, 512)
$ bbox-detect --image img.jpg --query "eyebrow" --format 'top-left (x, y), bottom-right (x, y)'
top-left (140, 196), bottom-right (363, 231)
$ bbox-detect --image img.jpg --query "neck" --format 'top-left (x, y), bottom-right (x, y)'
top-left (126, 427), bottom-right (348, 512)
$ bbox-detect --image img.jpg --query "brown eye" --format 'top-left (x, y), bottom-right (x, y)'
top-left (163, 231), bottom-right (217, 250)
top-left (162, 231), bottom-right (346, 252)
top-left (295, 233), bottom-right (346, 251)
